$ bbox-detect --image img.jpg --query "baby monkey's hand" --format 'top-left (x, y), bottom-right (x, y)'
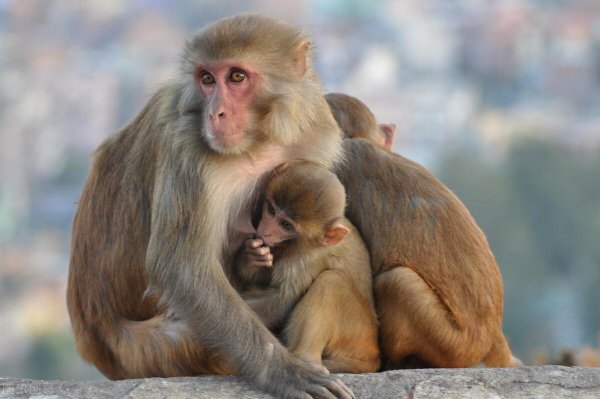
top-left (243, 236), bottom-right (273, 268)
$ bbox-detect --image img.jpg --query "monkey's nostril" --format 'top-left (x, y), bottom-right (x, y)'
top-left (217, 111), bottom-right (225, 118)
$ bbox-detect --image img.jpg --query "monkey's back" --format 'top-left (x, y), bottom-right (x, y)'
top-left (336, 138), bottom-right (504, 328)
top-left (67, 89), bottom-right (168, 375)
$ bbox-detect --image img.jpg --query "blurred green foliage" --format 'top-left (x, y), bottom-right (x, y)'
top-left (23, 333), bottom-right (102, 381)
top-left (437, 138), bottom-right (600, 360)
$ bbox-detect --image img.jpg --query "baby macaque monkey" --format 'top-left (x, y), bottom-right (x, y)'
top-left (326, 92), bottom-right (396, 151)
top-left (233, 161), bottom-right (380, 373)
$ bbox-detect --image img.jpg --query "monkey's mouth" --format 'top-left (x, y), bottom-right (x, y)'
top-left (213, 130), bottom-right (245, 148)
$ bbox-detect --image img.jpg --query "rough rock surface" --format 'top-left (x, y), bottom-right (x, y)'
top-left (1, 366), bottom-right (599, 398)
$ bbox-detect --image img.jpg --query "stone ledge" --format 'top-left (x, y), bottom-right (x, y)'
top-left (1, 366), bottom-right (599, 398)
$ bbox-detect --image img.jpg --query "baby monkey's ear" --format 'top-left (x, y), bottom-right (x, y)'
top-left (321, 221), bottom-right (350, 246)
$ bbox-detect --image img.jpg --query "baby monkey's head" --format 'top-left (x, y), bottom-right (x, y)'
top-left (257, 161), bottom-right (349, 248)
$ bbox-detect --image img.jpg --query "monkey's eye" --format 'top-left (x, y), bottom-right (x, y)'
top-left (229, 69), bottom-right (246, 83)
top-left (267, 202), bottom-right (275, 216)
top-left (281, 220), bottom-right (293, 231)
top-left (199, 71), bottom-right (215, 85)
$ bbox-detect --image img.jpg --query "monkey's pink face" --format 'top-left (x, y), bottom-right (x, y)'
top-left (195, 61), bottom-right (259, 152)
top-left (256, 199), bottom-right (298, 247)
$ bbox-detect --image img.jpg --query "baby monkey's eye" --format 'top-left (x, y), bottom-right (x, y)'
top-left (267, 202), bottom-right (275, 216)
top-left (281, 220), bottom-right (293, 231)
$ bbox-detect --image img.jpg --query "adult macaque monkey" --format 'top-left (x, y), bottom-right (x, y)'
top-left (325, 92), bottom-right (395, 151)
top-left (335, 139), bottom-right (521, 369)
top-left (67, 14), bottom-right (354, 399)
top-left (233, 161), bottom-right (380, 373)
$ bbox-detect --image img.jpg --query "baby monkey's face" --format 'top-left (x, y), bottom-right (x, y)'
top-left (256, 198), bottom-right (298, 247)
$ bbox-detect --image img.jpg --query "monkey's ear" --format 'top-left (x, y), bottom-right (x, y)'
top-left (379, 123), bottom-right (396, 151)
top-left (292, 40), bottom-right (311, 78)
top-left (321, 223), bottom-right (350, 246)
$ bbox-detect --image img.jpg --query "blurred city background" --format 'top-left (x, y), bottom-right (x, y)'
top-left (1, 0), bottom-right (599, 380)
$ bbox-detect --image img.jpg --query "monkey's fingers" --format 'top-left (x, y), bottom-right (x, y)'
top-left (272, 356), bottom-right (354, 399)
top-left (308, 368), bottom-right (354, 399)
top-left (305, 377), bottom-right (354, 399)
top-left (248, 245), bottom-right (270, 257)
top-left (277, 377), bottom-right (353, 399)
top-left (303, 364), bottom-right (354, 399)
top-left (305, 385), bottom-right (338, 399)
top-left (251, 260), bottom-right (273, 268)
top-left (249, 252), bottom-right (272, 266)
top-left (255, 252), bottom-right (273, 263)
top-left (329, 379), bottom-right (355, 399)
top-left (246, 238), bottom-right (265, 250)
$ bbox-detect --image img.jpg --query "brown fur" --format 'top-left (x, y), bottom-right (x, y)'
top-left (326, 92), bottom-right (395, 151)
top-left (336, 139), bottom-right (520, 369)
top-left (234, 162), bottom-right (380, 373)
top-left (67, 14), bottom-right (354, 399)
